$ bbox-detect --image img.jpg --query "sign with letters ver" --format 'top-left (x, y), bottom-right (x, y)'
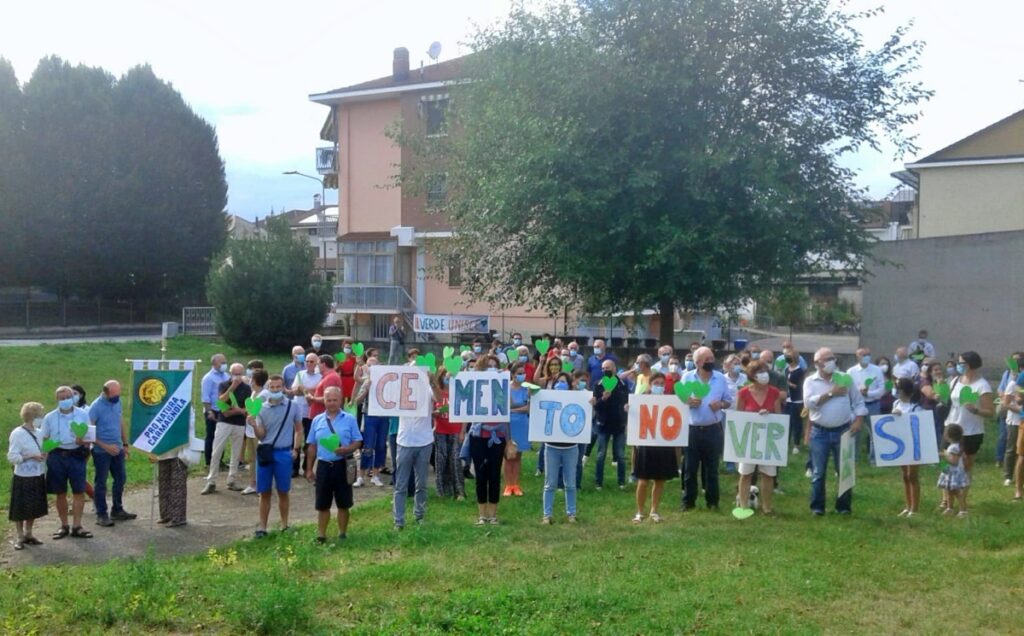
top-left (413, 313), bottom-right (490, 334)
top-left (838, 430), bottom-right (856, 496)
top-left (367, 365), bottom-right (431, 418)
top-left (528, 390), bottom-right (593, 444)
top-left (870, 411), bottom-right (939, 467)
top-left (449, 371), bottom-right (511, 423)
top-left (627, 394), bottom-right (690, 447)
top-left (722, 410), bottom-right (789, 466)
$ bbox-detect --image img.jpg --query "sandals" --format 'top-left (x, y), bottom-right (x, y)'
top-left (632, 513), bottom-right (645, 524)
top-left (650, 512), bottom-right (663, 523)
top-left (53, 526), bottom-right (70, 540)
top-left (23, 536), bottom-right (42, 546)
top-left (70, 526), bottom-right (93, 538)
top-left (13, 540), bottom-right (24, 551)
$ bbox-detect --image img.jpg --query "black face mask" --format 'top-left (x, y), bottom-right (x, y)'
top-left (701, 362), bottom-right (714, 372)
top-left (602, 369), bottom-right (614, 378)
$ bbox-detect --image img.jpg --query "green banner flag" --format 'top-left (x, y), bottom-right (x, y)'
top-left (130, 368), bottom-right (192, 455)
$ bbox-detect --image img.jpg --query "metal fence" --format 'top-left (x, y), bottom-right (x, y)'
top-left (181, 306), bottom-right (217, 336)
top-left (0, 299), bottom-right (179, 329)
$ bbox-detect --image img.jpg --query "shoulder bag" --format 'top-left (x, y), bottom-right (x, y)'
top-left (324, 415), bottom-right (358, 485)
top-left (257, 401), bottom-right (292, 467)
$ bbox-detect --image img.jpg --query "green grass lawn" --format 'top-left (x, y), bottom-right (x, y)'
top-left (2, 340), bottom-right (1024, 633)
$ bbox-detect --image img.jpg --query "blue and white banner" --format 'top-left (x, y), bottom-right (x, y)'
top-left (413, 313), bottom-right (489, 334)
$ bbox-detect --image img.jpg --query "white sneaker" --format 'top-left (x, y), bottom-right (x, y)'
top-left (370, 475), bottom-right (384, 487)
top-left (353, 477), bottom-right (365, 488)
top-left (1004, 479), bottom-right (1013, 487)
top-left (241, 486), bottom-right (257, 495)
top-left (805, 468), bottom-right (813, 478)
top-left (792, 447), bottom-right (800, 455)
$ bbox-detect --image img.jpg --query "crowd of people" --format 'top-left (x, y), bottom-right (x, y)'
top-left (7, 328), bottom-right (1024, 549)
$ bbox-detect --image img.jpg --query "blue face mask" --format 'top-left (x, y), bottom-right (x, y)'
top-left (515, 373), bottom-right (526, 383)
top-left (311, 340), bottom-right (322, 350)
top-left (267, 391), bottom-right (284, 402)
top-left (218, 363), bottom-right (228, 374)
top-left (685, 360), bottom-right (696, 371)
top-left (577, 381), bottom-right (587, 390)
top-left (246, 369), bottom-right (253, 378)
top-left (594, 348), bottom-right (604, 357)
top-left (473, 346), bottom-right (482, 354)
top-left (343, 347), bottom-right (352, 354)
top-left (58, 397), bottom-right (75, 410)
top-left (861, 355), bottom-right (871, 366)
top-left (519, 355), bottom-right (528, 363)
top-left (513, 338), bottom-right (522, 346)
top-left (443, 377), bottom-right (450, 386)
top-left (651, 385), bottom-right (665, 395)
top-left (554, 381), bottom-right (569, 391)
top-left (661, 355), bottom-right (670, 364)
top-left (731, 365), bottom-right (741, 375)
top-left (570, 350), bottom-right (578, 358)
top-left (295, 354), bottom-right (306, 365)
top-left (956, 363), bottom-right (967, 375)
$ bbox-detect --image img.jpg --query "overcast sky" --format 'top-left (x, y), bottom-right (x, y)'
top-left (2, 1), bottom-right (1022, 219)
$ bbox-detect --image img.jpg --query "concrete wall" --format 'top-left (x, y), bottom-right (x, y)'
top-left (861, 230), bottom-right (1024, 375)
top-left (917, 163), bottom-right (1024, 238)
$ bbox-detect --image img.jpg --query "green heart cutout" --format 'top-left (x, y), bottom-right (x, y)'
top-left (732, 507), bottom-right (755, 520)
top-left (438, 404), bottom-right (449, 414)
top-left (443, 356), bottom-right (462, 377)
top-left (42, 439), bottom-right (60, 452)
top-left (884, 379), bottom-right (894, 392)
top-left (336, 351), bottom-right (346, 363)
top-left (460, 345), bottom-right (471, 353)
top-left (935, 381), bottom-right (951, 402)
top-left (1007, 356), bottom-right (1020, 375)
top-left (674, 380), bottom-right (692, 401)
top-left (343, 401), bottom-right (357, 416)
top-left (70, 421), bottom-right (89, 438)
top-left (692, 381), bottom-right (710, 399)
top-left (562, 361), bottom-right (574, 373)
top-left (245, 397), bottom-right (263, 417)
top-left (522, 382), bottom-right (541, 392)
top-left (442, 346), bottom-right (455, 359)
top-left (774, 357), bottom-right (787, 371)
top-left (216, 399), bottom-right (231, 412)
top-left (600, 375), bottom-right (619, 393)
top-left (959, 386), bottom-right (980, 405)
top-left (416, 353), bottom-right (437, 373)
top-left (864, 377), bottom-right (874, 387)
top-left (319, 433), bottom-right (340, 453)
top-left (352, 342), bottom-right (365, 358)
top-left (535, 338), bottom-right (551, 355)
top-left (832, 372), bottom-right (853, 388)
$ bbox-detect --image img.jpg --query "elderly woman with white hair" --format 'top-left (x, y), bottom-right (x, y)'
top-left (7, 402), bottom-right (50, 549)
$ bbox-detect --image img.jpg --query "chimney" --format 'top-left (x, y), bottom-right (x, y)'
top-left (393, 47), bottom-right (410, 81)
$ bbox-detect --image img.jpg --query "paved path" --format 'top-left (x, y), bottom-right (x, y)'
top-left (1, 468), bottom-right (392, 568)
top-left (0, 334), bottom-right (162, 346)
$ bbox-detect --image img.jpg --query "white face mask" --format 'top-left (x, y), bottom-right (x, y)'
top-left (821, 360), bottom-right (836, 374)
top-left (755, 372), bottom-right (770, 385)
top-left (880, 363), bottom-right (889, 373)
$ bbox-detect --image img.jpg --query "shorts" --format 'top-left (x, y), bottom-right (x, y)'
top-left (961, 433), bottom-right (984, 456)
top-left (46, 451), bottom-right (88, 495)
top-left (315, 459), bottom-right (353, 510)
top-left (256, 448), bottom-right (294, 494)
top-left (737, 462), bottom-right (778, 477)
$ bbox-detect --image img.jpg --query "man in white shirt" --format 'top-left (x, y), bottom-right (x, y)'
top-left (42, 386), bottom-right (94, 539)
top-left (847, 348), bottom-right (886, 416)
top-left (650, 344), bottom-right (674, 374)
top-left (907, 330), bottom-right (935, 363)
top-left (392, 362), bottom-right (440, 530)
top-left (804, 348), bottom-right (867, 516)
top-left (892, 347), bottom-right (920, 380)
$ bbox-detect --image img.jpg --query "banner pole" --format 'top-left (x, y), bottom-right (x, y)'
top-left (151, 460), bottom-right (157, 530)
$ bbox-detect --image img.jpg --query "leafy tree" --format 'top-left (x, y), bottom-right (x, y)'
top-left (206, 218), bottom-right (331, 350)
top-left (0, 58), bottom-right (26, 286)
top-left (402, 0), bottom-right (930, 343)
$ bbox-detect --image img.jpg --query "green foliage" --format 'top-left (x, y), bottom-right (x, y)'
top-left (206, 218), bottom-right (331, 351)
top-left (397, 0), bottom-right (930, 342)
top-left (0, 57), bottom-right (227, 300)
top-left (757, 286), bottom-right (810, 328)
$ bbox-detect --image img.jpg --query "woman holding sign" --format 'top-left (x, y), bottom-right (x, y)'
top-left (892, 378), bottom-right (924, 517)
top-left (946, 351), bottom-right (995, 478)
top-left (503, 362), bottom-right (532, 497)
top-left (734, 361), bottom-right (785, 517)
top-left (632, 373), bottom-right (678, 523)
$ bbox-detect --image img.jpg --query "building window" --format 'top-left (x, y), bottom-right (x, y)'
top-left (448, 261), bottom-right (462, 288)
top-left (307, 228), bottom-right (318, 236)
top-left (427, 174), bottom-right (448, 208)
top-left (340, 240), bottom-right (396, 285)
top-left (420, 94), bottom-right (449, 136)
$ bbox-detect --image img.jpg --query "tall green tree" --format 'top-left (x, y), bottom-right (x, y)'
top-left (403, 0), bottom-right (931, 343)
top-left (0, 58), bottom-right (26, 286)
top-left (206, 218), bottom-right (331, 351)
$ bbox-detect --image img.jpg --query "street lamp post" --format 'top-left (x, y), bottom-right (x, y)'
top-left (283, 170), bottom-right (330, 279)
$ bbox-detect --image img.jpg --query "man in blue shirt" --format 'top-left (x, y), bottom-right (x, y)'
top-left (281, 346), bottom-right (306, 396)
top-left (305, 386), bottom-right (363, 543)
top-left (681, 347), bottom-right (733, 511)
top-left (586, 339), bottom-right (618, 389)
top-left (89, 380), bottom-right (136, 527)
top-left (200, 353), bottom-right (229, 467)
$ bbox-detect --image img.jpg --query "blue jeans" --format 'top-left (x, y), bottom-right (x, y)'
top-left (684, 424), bottom-right (723, 508)
top-left (393, 444), bottom-right (432, 527)
top-left (360, 416), bottom-right (389, 470)
top-left (809, 423), bottom-right (852, 513)
top-left (995, 415), bottom-right (1008, 463)
top-left (543, 445), bottom-right (578, 518)
top-left (594, 429), bottom-right (626, 487)
top-left (92, 447), bottom-right (127, 517)
top-left (576, 443), bottom-right (587, 487)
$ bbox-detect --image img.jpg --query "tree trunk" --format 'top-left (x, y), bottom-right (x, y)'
top-left (658, 298), bottom-right (674, 347)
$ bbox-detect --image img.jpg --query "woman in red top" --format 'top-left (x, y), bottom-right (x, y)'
top-left (433, 369), bottom-right (465, 500)
top-left (735, 360), bottom-right (785, 516)
top-left (338, 337), bottom-right (358, 401)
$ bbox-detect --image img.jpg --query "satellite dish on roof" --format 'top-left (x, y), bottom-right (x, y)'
top-left (427, 41), bottom-right (442, 61)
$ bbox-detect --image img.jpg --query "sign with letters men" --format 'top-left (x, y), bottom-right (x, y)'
top-left (448, 371), bottom-right (511, 423)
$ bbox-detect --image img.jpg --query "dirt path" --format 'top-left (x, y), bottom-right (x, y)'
top-left (1, 467), bottom-right (394, 568)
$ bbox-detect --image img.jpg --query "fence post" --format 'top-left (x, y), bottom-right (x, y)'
top-left (25, 301), bottom-right (30, 330)
top-left (97, 298), bottom-right (102, 326)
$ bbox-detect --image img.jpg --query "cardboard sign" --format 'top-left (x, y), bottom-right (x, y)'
top-left (870, 410), bottom-right (939, 467)
top-left (627, 394), bottom-right (690, 447)
top-left (449, 371), bottom-right (511, 423)
top-left (367, 365), bottom-right (431, 418)
top-left (722, 410), bottom-right (789, 466)
top-left (838, 430), bottom-right (856, 496)
top-left (528, 389), bottom-right (593, 444)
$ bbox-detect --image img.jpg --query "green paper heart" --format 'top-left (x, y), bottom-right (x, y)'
top-left (443, 356), bottom-right (462, 377)
top-left (319, 433), bottom-right (340, 453)
top-left (443, 346), bottom-right (455, 359)
top-left (42, 439), bottom-right (60, 453)
top-left (245, 397), bottom-right (263, 417)
top-left (884, 379), bottom-right (894, 392)
top-left (692, 381), bottom-right (711, 399)
top-left (774, 357), bottom-right (787, 371)
top-left (959, 386), bottom-right (980, 405)
top-left (562, 361), bottom-right (574, 373)
top-left (344, 401), bottom-right (357, 416)
top-left (216, 399), bottom-right (231, 412)
top-left (522, 382), bottom-right (541, 392)
top-left (832, 372), bottom-right (852, 388)
top-left (460, 345), bottom-right (471, 353)
top-left (336, 351), bottom-right (346, 363)
top-left (438, 404), bottom-right (449, 414)
top-left (535, 338), bottom-right (551, 355)
top-left (415, 353), bottom-right (437, 373)
top-left (600, 376), bottom-right (619, 393)
top-left (935, 381), bottom-right (951, 402)
top-left (352, 342), bottom-right (365, 357)
top-left (674, 380), bottom-right (692, 401)
top-left (864, 377), bottom-right (874, 387)
top-left (1007, 356), bottom-right (1020, 375)
top-left (732, 507), bottom-right (755, 520)
top-left (70, 421), bottom-right (88, 438)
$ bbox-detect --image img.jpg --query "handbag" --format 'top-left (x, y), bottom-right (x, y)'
top-left (257, 401), bottom-right (292, 467)
top-left (324, 414), bottom-right (358, 485)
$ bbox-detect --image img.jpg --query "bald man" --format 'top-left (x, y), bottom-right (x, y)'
top-left (203, 363), bottom-right (252, 495)
top-left (89, 380), bottom-right (136, 526)
top-left (680, 347), bottom-right (733, 511)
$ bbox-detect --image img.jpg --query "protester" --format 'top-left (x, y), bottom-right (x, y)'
top-left (759, 351), bottom-right (789, 394)
top-left (593, 359), bottom-right (629, 490)
top-left (632, 374), bottom-right (677, 524)
top-left (200, 353), bottom-right (229, 467)
top-left (89, 380), bottom-right (136, 527)
top-left (918, 360), bottom-right (949, 452)
top-left (995, 353), bottom-right (1023, 471)
top-left (69, 385), bottom-right (96, 501)
top-left (892, 378), bottom-right (924, 517)
top-left (353, 357), bottom-right (387, 488)
top-left (8, 402), bottom-right (48, 550)
top-left (776, 341), bottom-right (808, 370)
top-left (306, 354), bottom-right (342, 423)
top-left (337, 338), bottom-right (358, 402)
top-left (290, 353), bottom-right (321, 477)
top-left (586, 339), bottom-right (617, 389)
top-left (241, 364), bottom-right (267, 494)
top-left (784, 351), bottom-right (807, 458)
top-left (432, 368), bottom-right (465, 500)
top-left (1010, 380), bottom-right (1024, 501)
top-left (876, 356), bottom-right (896, 414)
top-left (281, 346), bottom-right (306, 393)
top-left (734, 361), bottom-right (785, 517)
top-left (540, 372), bottom-right (579, 525)
top-left (201, 363), bottom-right (251, 495)
top-left (1000, 360), bottom-right (1022, 485)
top-left (945, 351), bottom-right (994, 478)
top-left (803, 348), bottom-right (867, 516)
top-left (392, 357), bottom-right (439, 530)
top-left (908, 329), bottom-right (936, 362)
top-left (535, 355), bottom-right (566, 476)
top-left (847, 347), bottom-right (886, 461)
top-left (504, 361), bottom-right (531, 496)
top-left (42, 386), bottom-right (93, 539)
top-left (305, 386), bottom-right (362, 543)
top-left (251, 375), bottom-right (305, 538)
top-left (388, 315), bottom-right (405, 364)
top-left (723, 354), bottom-right (747, 396)
top-left (892, 347), bottom-right (920, 380)
top-left (468, 400), bottom-right (509, 526)
top-left (681, 347), bottom-right (732, 511)
top-left (566, 341), bottom-right (585, 373)
top-left (308, 333), bottom-right (325, 355)
top-left (938, 424), bottom-right (969, 517)
top-left (154, 444), bottom-right (188, 528)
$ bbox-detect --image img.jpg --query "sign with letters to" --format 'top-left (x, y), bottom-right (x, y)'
top-left (838, 430), bottom-right (856, 496)
top-left (448, 371), bottom-right (511, 423)
top-left (870, 410), bottom-right (939, 467)
top-left (627, 394), bottom-right (690, 447)
top-left (528, 390), bottom-right (593, 444)
top-left (722, 410), bottom-right (789, 466)
top-left (367, 365), bottom-right (431, 418)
